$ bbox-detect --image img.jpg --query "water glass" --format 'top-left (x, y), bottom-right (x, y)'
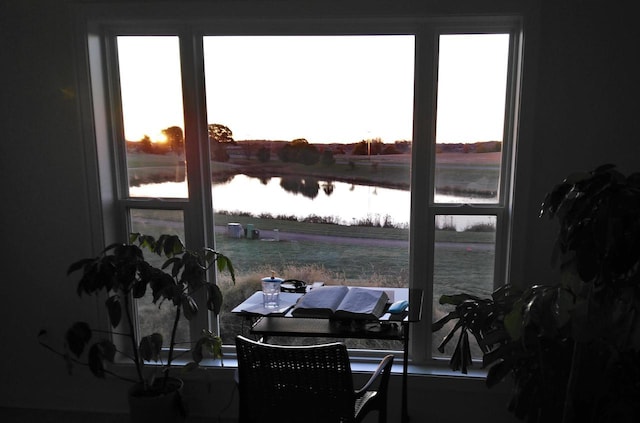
top-left (261, 276), bottom-right (283, 308)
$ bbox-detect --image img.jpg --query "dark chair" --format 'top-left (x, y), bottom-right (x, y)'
top-left (235, 335), bottom-right (394, 423)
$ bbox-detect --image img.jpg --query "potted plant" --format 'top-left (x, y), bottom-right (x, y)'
top-left (39, 233), bottom-right (235, 422)
top-left (433, 164), bottom-right (640, 423)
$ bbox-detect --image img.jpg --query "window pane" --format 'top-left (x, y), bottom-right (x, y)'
top-left (203, 36), bottom-right (414, 347)
top-left (129, 209), bottom-right (189, 345)
top-left (117, 36), bottom-right (187, 198)
top-left (432, 215), bottom-right (496, 359)
top-left (434, 34), bottom-right (509, 203)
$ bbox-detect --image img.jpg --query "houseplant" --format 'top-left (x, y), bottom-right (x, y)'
top-left (433, 164), bottom-right (640, 423)
top-left (39, 233), bottom-right (235, 422)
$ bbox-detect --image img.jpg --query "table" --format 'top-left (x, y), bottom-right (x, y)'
top-left (232, 287), bottom-right (422, 423)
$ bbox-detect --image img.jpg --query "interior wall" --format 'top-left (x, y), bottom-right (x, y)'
top-left (2, 0), bottom-right (638, 422)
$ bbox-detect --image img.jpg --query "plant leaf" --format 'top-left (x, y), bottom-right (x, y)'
top-left (105, 295), bottom-right (121, 328)
top-left (139, 333), bottom-right (163, 362)
top-left (66, 257), bottom-right (95, 276)
top-left (88, 344), bottom-right (106, 378)
top-left (206, 283), bottom-right (223, 315)
top-left (183, 361), bottom-right (200, 372)
top-left (216, 254), bottom-right (236, 283)
top-left (182, 294), bottom-right (198, 320)
top-left (431, 311), bottom-right (459, 332)
top-left (65, 321), bottom-right (92, 358)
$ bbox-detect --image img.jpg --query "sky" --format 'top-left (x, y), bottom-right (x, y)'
top-left (117, 34), bottom-right (509, 144)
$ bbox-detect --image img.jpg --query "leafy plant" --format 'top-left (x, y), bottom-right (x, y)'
top-left (433, 164), bottom-right (640, 423)
top-left (39, 233), bottom-right (235, 395)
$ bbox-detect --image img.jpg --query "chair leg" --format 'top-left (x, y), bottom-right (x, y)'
top-left (378, 406), bottom-right (387, 423)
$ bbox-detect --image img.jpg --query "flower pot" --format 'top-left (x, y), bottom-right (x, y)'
top-left (128, 377), bottom-right (186, 423)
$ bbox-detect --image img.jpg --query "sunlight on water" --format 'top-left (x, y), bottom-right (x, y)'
top-left (130, 174), bottom-right (492, 229)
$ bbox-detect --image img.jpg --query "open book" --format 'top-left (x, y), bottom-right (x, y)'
top-left (291, 286), bottom-right (389, 320)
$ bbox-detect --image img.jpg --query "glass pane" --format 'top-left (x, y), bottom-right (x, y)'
top-left (117, 36), bottom-right (187, 198)
top-left (203, 35), bottom-right (414, 347)
top-left (432, 215), bottom-right (496, 359)
top-left (434, 34), bottom-right (509, 203)
top-left (129, 209), bottom-right (189, 346)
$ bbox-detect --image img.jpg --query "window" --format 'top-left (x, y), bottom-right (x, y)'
top-left (86, 14), bottom-right (522, 365)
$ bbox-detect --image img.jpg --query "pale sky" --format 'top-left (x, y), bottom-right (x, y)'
top-left (117, 34), bottom-right (509, 144)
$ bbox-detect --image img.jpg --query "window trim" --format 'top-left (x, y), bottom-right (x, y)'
top-left (79, 10), bottom-right (523, 367)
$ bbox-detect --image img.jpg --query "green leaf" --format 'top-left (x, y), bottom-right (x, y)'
top-left (163, 235), bottom-right (184, 257)
top-left (88, 344), bottom-right (106, 378)
top-left (504, 306), bottom-right (523, 340)
top-left (97, 339), bottom-right (116, 363)
top-left (183, 361), bottom-right (200, 372)
top-left (162, 257), bottom-right (183, 277)
top-left (192, 330), bottom-right (223, 363)
top-left (105, 295), bottom-right (121, 328)
top-left (65, 321), bottom-right (92, 358)
top-left (139, 333), bottom-right (163, 362)
top-left (431, 311), bottom-right (459, 332)
top-left (206, 283), bottom-right (223, 315)
top-left (132, 279), bottom-right (147, 299)
top-left (437, 320), bottom-right (462, 354)
top-left (216, 254), bottom-right (236, 283)
top-left (66, 258), bottom-right (95, 276)
top-left (182, 294), bottom-right (198, 320)
top-left (129, 232), bottom-right (141, 244)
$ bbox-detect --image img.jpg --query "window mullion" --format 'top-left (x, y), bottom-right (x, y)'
top-left (179, 28), bottom-right (216, 338)
top-left (409, 26), bottom-right (438, 364)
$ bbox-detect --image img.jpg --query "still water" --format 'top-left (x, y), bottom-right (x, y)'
top-left (129, 174), bottom-right (490, 228)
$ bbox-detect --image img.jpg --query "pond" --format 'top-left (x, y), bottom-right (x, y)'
top-left (129, 173), bottom-right (490, 229)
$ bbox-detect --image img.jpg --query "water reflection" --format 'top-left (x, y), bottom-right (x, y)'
top-left (129, 173), bottom-right (492, 229)
top-left (280, 176), bottom-right (320, 199)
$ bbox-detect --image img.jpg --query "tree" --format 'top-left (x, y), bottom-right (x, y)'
top-left (162, 126), bottom-right (184, 154)
top-left (321, 149), bottom-right (335, 166)
top-left (208, 123), bottom-right (235, 144)
top-left (208, 123), bottom-right (234, 162)
top-left (277, 138), bottom-right (320, 165)
top-left (352, 138), bottom-right (383, 155)
top-left (139, 135), bottom-right (153, 154)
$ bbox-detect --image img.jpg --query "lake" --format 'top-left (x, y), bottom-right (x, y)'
top-left (129, 173), bottom-right (493, 230)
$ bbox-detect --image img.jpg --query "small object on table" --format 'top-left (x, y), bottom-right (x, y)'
top-left (388, 299), bottom-right (409, 314)
top-left (261, 273), bottom-right (283, 308)
top-left (280, 279), bottom-right (307, 293)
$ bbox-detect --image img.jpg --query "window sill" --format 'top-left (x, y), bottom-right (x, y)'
top-left (190, 353), bottom-right (488, 380)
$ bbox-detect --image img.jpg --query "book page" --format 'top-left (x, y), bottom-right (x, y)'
top-left (334, 288), bottom-right (389, 319)
top-left (291, 286), bottom-right (349, 317)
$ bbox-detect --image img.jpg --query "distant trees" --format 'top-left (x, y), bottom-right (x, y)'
top-left (277, 138), bottom-right (321, 165)
top-left (208, 123), bottom-right (235, 162)
top-left (208, 123), bottom-right (234, 144)
top-left (162, 126), bottom-right (184, 153)
top-left (352, 138), bottom-right (383, 155)
top-left (321, 149), bottom-right (335, 166)
top-left (256, 146), bottom-right (271, 163)
top-left (352, 138), bottom-right (411, 155)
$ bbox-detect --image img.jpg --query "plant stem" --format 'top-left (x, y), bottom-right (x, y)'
top-left (164, 300), bottom-right (182, 389)
top-left (123, 293), bottom-right (145, 387)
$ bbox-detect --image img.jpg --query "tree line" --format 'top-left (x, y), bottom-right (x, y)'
top-left (127, 123), bottom-right (500, 165)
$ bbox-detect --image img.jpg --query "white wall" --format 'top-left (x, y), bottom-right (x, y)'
top-left (2, 0), bottom-right (639, 421)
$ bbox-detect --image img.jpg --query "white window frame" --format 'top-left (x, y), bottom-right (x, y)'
top-left (76, 7), bottom-right (523, 367)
